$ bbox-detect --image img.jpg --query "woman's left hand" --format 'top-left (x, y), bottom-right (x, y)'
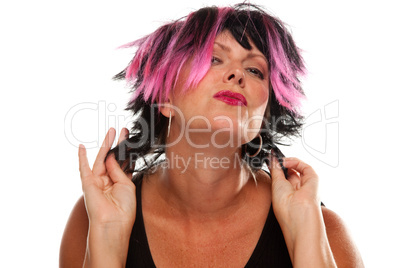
top-left (270, 157), bottom-right (320, 215)
top-left (269, 157), bottom-right (337, 267)
top-left (269, 157), bottom-right (322, 240)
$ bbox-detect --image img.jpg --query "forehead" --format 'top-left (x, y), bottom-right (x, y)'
top-left (214, 30), bottom-right (265, 56)
top-left (213, 30), bottom-right (268, 63)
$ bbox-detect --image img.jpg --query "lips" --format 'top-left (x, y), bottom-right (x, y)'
top-left (213, 90), bottom-right (247, 106)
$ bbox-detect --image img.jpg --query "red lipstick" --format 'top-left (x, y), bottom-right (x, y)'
top-left (213, 90), bottom-right (247, 106)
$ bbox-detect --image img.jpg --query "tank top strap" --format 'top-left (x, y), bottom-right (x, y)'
top-left (244, 204), bottom-right (293, 267)
top-left (126, 171), bottom-right (293, 267)
top-left (126, 174), bottom-right (157, 267)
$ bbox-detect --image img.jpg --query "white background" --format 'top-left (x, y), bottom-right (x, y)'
top-left (1, 0), bottom-right (401, 267)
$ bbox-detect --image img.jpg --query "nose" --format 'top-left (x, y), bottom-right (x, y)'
top-left (224, 68), bottom-right (245, 88)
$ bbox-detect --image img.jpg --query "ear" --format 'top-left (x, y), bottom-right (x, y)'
top-left (159, 97), bottom-right (174, 118)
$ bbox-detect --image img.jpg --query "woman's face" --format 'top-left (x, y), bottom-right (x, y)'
top-left (166, 30), bottom-right (270, 148)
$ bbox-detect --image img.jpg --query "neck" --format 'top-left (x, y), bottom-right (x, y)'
top-left (154, 135), bottom-right (253, 220)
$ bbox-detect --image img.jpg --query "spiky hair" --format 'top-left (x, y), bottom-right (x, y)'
top-left (110, 3), bottom-right (307, 174)
top-left (115, 3), bottom-right (305, 115)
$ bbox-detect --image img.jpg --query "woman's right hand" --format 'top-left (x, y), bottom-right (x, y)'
top-left (79, 127), bottom-right (136, 229)
top-left (78, 128), bottom-right (137, 268)
top-left (78, 128), bottom-right (136, 267)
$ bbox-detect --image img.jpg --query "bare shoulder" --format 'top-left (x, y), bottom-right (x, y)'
top-left (321, 206), bottom-right (365, 268)
top-left (59, 196), bottom-right (89, 268)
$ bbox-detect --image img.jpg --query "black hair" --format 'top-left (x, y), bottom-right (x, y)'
top-left (108, 3), bottom-right (304, 178)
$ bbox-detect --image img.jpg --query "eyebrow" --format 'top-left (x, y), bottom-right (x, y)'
top-left (214, 42), bottom-right (232, 52)
top-left (214, 41), bottom-right (268, 65)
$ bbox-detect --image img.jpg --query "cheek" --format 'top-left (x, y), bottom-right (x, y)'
top-left (198, 68), bottom-right (222, 88)
top-left (241, 97), bottom-right (265, 135)
top-left (245, 85), bottom-right (269, 134)
top-left (251, 84), bottom-right (270, 114)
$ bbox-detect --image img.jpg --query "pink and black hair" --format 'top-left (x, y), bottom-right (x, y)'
top-left (111, 3), bottom-right (306, 173)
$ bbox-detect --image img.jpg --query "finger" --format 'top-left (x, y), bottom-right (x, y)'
top-left (286, 168), bottom-right (301, 190)
top-left (283, 158), bottom-right (318, 184)
top-left (269, 157), bottom-right (295, 204)
top-left (115, 127), bottom-right (129, 164)
top-left (117, 128), bottom-right (129, 145)
top-left (116, 128), bottom-right (134, 177)
top-left (93, 128), bottom-right (116, 175)
top-left (78, 144), bottom-right (92, 181)
top-left (106, 153), bottom-right (133, 183)
top-left (269, 156), bottom-right (288, 185)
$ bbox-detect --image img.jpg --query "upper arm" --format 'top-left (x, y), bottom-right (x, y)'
top-left (322, 207), bottom-right (365, 268)
top-left (59, 196), bottom-right (89, 268)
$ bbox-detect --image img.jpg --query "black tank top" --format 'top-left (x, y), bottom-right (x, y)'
top-left (126, 175), bottom-right (293, 267)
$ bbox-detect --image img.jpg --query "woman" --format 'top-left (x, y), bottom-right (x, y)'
top-left (60, 3), bottom-right (363, 267)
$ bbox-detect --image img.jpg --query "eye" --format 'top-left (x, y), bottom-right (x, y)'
top-left (247, 67), bottom-right (264, 79)
top-left (211, 56), bottom-right (222, 65)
